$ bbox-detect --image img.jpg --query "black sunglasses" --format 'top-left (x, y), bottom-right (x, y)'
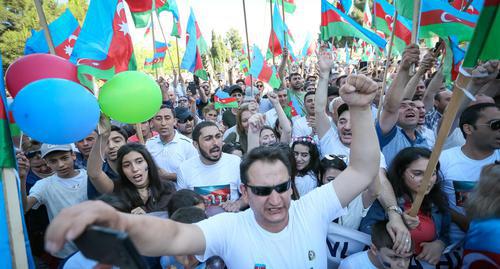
top-left (178, 116), bottom-right (194, 124)
top-left (25, 150), bottom-right (41, 159)
top-left (476, 119), bottom-right (500, 131)
top-left (245, 180), bottom-right (291, 196)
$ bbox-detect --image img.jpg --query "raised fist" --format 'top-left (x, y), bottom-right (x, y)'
top-left (400, 44), bottom-right (420, 71)
top-left (340, 75), bottom-right (377, 108)
top-left (418, 53), bottom-right (436, 74)
top-left (317, 46), bottom-right (334, 75)
top-left (471, 60), bottom-right (499, 86)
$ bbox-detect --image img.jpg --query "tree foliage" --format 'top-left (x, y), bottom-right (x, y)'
top-left (224, 28), bottom-right (244, 60)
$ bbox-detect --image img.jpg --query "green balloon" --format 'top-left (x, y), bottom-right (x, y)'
top-left (99, 71), bottom-right (162, 124)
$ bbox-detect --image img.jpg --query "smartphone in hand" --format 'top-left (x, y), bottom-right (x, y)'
top-left (74, 225), bottom-right (148, 269)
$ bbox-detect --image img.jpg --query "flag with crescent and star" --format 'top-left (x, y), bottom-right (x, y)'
top-left (70, 0), bottom-right (136, 90)
top-left (24, 9), bottom-right (81, 59)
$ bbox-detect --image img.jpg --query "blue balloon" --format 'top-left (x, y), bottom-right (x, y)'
top-left (12, 78), bottom-right (100, 144)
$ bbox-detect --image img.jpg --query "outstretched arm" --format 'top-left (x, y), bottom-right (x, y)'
top-left (87, 116), bottom-right (115, 194)
top-left (402, 53), bottom-right (435, 100)
top-left (269, 92), bottom-right (292, 143)
top-left (315, 47), bottom-right (334, 139)
top-left (332, 75), bottom-right (380, 208)
top-left (422, 67), bottom-right (444, 112)
top-left (379, 44), bottom-right (420, 135)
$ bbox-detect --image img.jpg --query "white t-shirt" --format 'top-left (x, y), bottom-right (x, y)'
top-left (339, 250), bottom-right (377, 269)
top-left (295, 172), bottom-right (318, 197)
top-left (29, 169), bottom-right (88, 258)
top-left (292, 116), bottom-right (313, 138)
top-left (338, 194), bottom-right (370, 230)
top-left (265, 108), bottom-right (279, 127)
top-left (176, 153), bottom-right (242, 204)
top-left (146, 132), bottom-right (198, 173)
top-left (63, 252), bottom-right (119, 269)
top-left (439, 146), bottom-right (500, 243)
top-left (320, 127), bottom-right (387, 169)
top-left (419, 126), bottom-right (436, 148)
top-left (195, 181), bottom-right (346, 269)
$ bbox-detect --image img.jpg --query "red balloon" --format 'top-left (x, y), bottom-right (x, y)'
top-left (5, 54), bottom-right (79, 97)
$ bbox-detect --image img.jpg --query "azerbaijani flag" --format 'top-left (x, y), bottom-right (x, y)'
top-left (373, 0), bottom-right (412, 55)
top-left (165, 0), bottom-right (182, 38)
top-left (443, 36), bottom-right (465, 85)
top-left (144, 41), bottom-right (167, 69)
top-left (363, 0), bottom-right (373, 28)
top-left (450, 0), bottom-right (484, 15)
top-left (125, 0), bottom-right (170, 28)
top-left (180, 9), bottom-right (207, 80)
top-left (270, 0), bottom-right (296, 14)
top-left (462, 0), bottom-right (499, 70)
top-left (336, 0), bottom-right (354, 14)
top-left (24, 9), bottom-right (81, 59)
top-left (268, 2), bottom-right (297, 59)
top-left (214, 91), bottom-right (238, 110)
top-left (240, 58), bottom-right (250, 76)
top-left (462, 219), bottom-right (500, 269)
top-left (321, 0), bottom-right (387, 50)
top-left (249, 45), bottom-right (281, 89)
top-left (70, 0), bottom-right (137, 90)
top-left (301, 33), bottom-right (317, 58)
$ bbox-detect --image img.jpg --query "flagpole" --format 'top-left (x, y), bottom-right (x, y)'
top-left (377, 10), bottom-right (398, 120)
top-left (242, 0), bottom-right (253, 89)
top-left (281, 0), bottom-right (287, 49)
top-left (34, 0), bottom-right (56, 55)
top-left (270, 0), bottom-right (276, 66)
top-left (150, 7), bottom-right (159, 79)
top-left (155, 13), bottom-right (177, 73)
top-left (175, 37), bottom-right (181, 77)
top-left (409, 0), bottom-right (421, 76)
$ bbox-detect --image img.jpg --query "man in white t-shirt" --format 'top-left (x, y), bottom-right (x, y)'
top-left (177, 121), bottom-right (244, 212)
top-left (146, 105), bottom-right (198, 178)
top-left (292, 91), bottom-right (315, 138)
top-left (20, 144), bottom-right (88, 258)
top-left (439, 103), bottom-right (500, 244)
top-left (45, 73), bottom-right (381, 268)
top-left (339, 220), bottom-right (413, 269)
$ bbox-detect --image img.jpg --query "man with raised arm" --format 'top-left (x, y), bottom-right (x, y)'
top-left (45, 74), bottom-right (380, 268)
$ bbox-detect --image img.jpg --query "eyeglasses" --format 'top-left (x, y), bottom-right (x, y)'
top-left (475, 119), bottom-right (500, 131)
top-left (25, 150), bottom-right (41, 159)
top-left (245, 180), bottom-right (291, 196)
top-left (178, 116), bottom-right (194, 124)
top-left (256, 84), bottom-right (264, 88)
top-left (178, 99), bottom-right (188, 103)
top-left (324, 154), bottom-right (348, 163)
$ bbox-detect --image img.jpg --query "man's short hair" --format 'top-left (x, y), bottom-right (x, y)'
top-left (111, 125), bottom-right (129, 141)
top-left (306, 75), bottom-right (317, 81)
top-left (158, 104), bottom-right (176, 118)
top-left (459, 103), bottom-right (498, 138)
top-left (335, 75), bottom-right (347, 87)
top-left (327, 86), bottom-right (339, 97)
top-left (288, 72), bottom-right (302, 81)
top-left (235, 78), bottom-right (246, 85)
top-left (192, 121), bottom-right (219, 143)
top-left (371, 220), bottom-right (395, 249)
top-left (337, 103), bottom-right (349, 118)
top-left (170, 206), bottom-right (207, 224)
top-left (240, 145), bottom-right (293, 185)
top-left (304, 91), bottom-right (315, 102)
top-left (167, 189), bottom-right (205, 216)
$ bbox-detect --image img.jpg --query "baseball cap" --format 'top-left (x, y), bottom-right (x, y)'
top-left (174, 107), bottom-right (193, 122)
top-left (245, 86), bottom-right (259, 97)
top-left (227, 84), bottom-right (243, 96)
top-left (40, 144), bottom-right (72, 158)
top-left (337, 103), bottom-right (349, 118)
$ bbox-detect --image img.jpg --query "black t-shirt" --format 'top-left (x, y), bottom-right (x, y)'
top-left (222, 110), bottom-right (237, 128)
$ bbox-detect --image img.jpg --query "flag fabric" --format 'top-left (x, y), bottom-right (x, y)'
top-left (373, 0), bottom-right (412, 54)
top-left (125, 0), bottom-right (169, 28)
top-left (214, 91), bottom-right (238, 110)
top-left (70, 0), bottom-right (137, 89)
top-left (144, 41), bottom-right (167, 69)
top-left (443, 36), bottom-right (465, 85)
top-left (462, 219), bottom-right (500, 269)
top-left (240, 58), bottom-right (250, 76)
top-left (450, 0), bottom-right (484, 15)
top-left (363, 0), bottom-right (373, 28)
top-left (336, 0), bottom-right (354, 14)
top-left (268, 2), bottom-right (297, 59)
top-left (249, 45), bottom-right (281, 89)
top-left (165, 0), bottom-right (182, 38)
top-left (462, 0), bottom-right (499, 70)
top-left (180, 9), bottom-right (207, 80)
top-left (171, 18), bottom-right (182, 38)
top-left (270, 0), bottom-right (297, 14)
top-left (0, 53), bottom-right (36, 269)
top-left (301, 33), bottom-right (317, 58)
top-left (321, 0), bottom-right (387, 50)
top-left (24, 9), bottom-right (81, 59)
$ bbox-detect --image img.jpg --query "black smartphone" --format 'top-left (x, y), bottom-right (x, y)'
top-left (74, 225), bottom-right (148, 269)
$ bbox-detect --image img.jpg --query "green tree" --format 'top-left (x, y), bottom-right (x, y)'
top-left (210, 30), bottom-right (229, 73)
top-left (224, 28), bottom-right (243, 60)
top-left (0, 0), bottom-right (64, 69)
top-left (66, 0), bottom-right (88, 24)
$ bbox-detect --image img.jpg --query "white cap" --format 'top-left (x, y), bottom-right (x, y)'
top-left (40, 144), bottom-right (72, 158)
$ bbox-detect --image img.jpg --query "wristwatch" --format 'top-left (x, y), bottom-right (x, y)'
top-left (386, 205), bottom-right (403, 215)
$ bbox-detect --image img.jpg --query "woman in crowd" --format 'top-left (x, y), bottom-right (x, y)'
top-left (360, 147), bottom-right (450, 265)
top-left (223, 103), bottom-right (254, 154)
top-left (291, 136), bottom-right (320, 197)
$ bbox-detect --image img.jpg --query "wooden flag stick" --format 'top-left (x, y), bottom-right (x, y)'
top-left (409, 74), bottom-right (470, 216)
top-left (135, 123), bottom-right (145, 144)
top-left (150, 5), bottom-right (159, 79)
top-left (270, 0), bottom-right (276, 66)
top-left (409, 0), bottom-right (421, 76)
top-left (377, 10), bottom-right (398, 120)
top-left (155, 13), bottom-right (176, 73)
top-left (281, 0), bottom-right (287, 49)
top-left (242, 0), bottom-right (253, 87)
top-left (34, 0), bottom-right (56, 55)
top-left (175, 37), bottom-right (181, 77)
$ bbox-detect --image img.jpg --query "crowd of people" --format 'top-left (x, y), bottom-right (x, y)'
top-left (12, 43), bottom-right (500, 269)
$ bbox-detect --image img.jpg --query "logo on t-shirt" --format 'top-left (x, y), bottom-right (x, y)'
top-left (194, 184), bottom-right (231, 206)
top-left (453, 181), bottom-right (477, 207)
top-left (308, 250), bottom-right (316, 261)
top-left (254, 264), bottom-right (266, 269)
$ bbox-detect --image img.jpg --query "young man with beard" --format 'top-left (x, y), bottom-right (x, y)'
top-left (175, 107), bottom-right (195, 139)
top-left (146, 105), bottom-right (198, 180)
top-left (45, 73), bottom-right (381, 268)
top-left (176, 121), bottom-right (244, 212)
top-left (288, 72), bottom-right (307, 117)
top-left (377, 45), bottom-right (433, 166)
top-left (292, 91), bottom-right (316, 138)
top-left (74, 130), bottom-right (97, 169)
top-left (87, 125), bottom-right (128, 198)
top-left (265, 88), bottom-right (290, 128)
